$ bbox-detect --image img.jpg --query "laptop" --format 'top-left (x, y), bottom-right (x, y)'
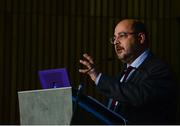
top-left (18, 68), bottom-right (73, 125)
top-left (38, 68), bottom-right (71, 89)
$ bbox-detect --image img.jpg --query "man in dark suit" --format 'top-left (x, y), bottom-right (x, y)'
top-left (79, 19), bottom-right (177, 124)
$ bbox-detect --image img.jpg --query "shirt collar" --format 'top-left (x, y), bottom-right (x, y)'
top-left (127, 49), bottom-right (149, 68)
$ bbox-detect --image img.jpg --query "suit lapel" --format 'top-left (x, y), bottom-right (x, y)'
top-left (126, 52), bottom-right (153, 82)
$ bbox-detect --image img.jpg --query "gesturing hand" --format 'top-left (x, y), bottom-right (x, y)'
top-left (79, 53), bottom-right (99, 82)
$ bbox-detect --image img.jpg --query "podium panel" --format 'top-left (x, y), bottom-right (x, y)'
top-left (71, 90), bottom-right (127, 125)
top-left (18, 87), bottom-right (72, 125)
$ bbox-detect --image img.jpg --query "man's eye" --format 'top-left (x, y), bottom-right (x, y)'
top-left (119, 32), bottom-right (127, 37)
top-left (119, 34), bottom-right (126, 38)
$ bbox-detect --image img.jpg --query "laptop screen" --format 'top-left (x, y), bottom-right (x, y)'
top-left (38, 68), bottom-right (71, 89)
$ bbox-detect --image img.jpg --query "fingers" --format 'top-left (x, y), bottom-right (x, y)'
top-left (79, 53), bottom-right (95, 74)
top-left (79, 53), bottom-right (99, 81)
top-left (83, 53), bottom-right (94, 64)
top-left (79, 68), bottom-right (92, 74)
top-left (79, 59), bottom-right (92, 69)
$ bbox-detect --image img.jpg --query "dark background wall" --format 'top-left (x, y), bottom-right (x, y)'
top-left (0, 0), bottom-right (180, 124)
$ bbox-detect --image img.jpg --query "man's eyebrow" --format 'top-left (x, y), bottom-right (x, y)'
top-left (114, 32), bottom-right (125, 35)
top-left (118, 32), bottom-right (126, 34)
top-left (118, 32), bottom-right (126, 35)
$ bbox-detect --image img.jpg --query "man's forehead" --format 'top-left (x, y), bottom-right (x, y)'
top-left (114, 20), bottom-right (134, 33)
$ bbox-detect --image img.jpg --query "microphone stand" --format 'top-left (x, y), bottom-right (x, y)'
top-left (71, 73), bottom-right (86, 124)
top-left (73, 83), bottom-right (84, 113)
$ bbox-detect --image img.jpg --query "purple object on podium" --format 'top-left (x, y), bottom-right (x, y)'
top-left (38, 68), bottom-right (71, 89)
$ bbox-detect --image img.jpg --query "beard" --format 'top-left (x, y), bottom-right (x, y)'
top-left (117, 51), bottom-right (134, 63)
top-left (116, 44), bottom-right (141, 64)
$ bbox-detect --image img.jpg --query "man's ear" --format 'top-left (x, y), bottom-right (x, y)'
top-left (138, 32), bottom-right (145, 44)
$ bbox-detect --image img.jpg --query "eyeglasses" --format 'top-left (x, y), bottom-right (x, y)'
top-left (110, 32), bottom-right (137, 45)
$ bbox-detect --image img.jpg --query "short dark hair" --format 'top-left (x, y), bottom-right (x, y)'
top-left (132, 20), bottom-right (149, 46)
top-left (132, 20), bottom-right (148, 36)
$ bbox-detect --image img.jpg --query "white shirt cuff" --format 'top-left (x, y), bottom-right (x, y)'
top-left (95, 73), bottom-right (102, 85)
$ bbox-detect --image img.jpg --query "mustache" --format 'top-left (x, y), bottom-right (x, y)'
top-left (115, 44), bottom-right (124, 50)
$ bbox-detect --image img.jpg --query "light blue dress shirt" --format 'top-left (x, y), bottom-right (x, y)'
top-left (95, 49), bottom-right (150, 84)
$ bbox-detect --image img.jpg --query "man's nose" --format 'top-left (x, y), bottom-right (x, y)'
top-left (114, 38), bottom-right (120, 45)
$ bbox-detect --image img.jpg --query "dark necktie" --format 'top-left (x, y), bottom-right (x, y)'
top-left (121, 66), bottom-right (135, 83)
top-left (109, 66), bottom-right (135, 111)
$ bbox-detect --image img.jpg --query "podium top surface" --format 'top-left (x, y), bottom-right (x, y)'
top-left (18, 86), bottom-right (71, 93)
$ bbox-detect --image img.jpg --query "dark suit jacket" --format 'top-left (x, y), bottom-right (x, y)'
top-left (96, 52), bottom-right (177, 124)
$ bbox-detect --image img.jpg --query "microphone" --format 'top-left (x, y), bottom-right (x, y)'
top-left (73, 83), bottom-right (85, 113)
top-left (76, 83), bottom-right (84, 96)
